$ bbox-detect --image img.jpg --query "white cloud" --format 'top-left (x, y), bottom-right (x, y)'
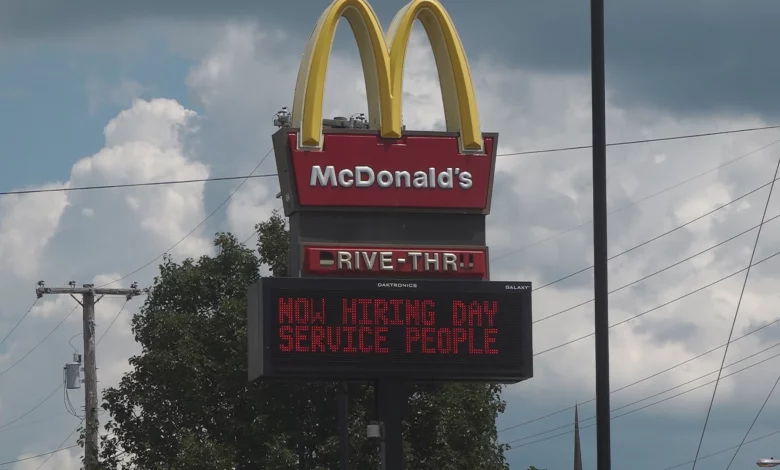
top-left (0, 97), bottom-right (212, 465)
top-left (68, 97), bottom-right (211, 260)
top-left (0, 184), bottom-right (69, 279)
top-left (3, 17), bottom-right (780, 470)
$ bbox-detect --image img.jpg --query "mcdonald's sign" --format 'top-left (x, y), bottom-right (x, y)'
top-left (273, 0), bottom-right (498, 215)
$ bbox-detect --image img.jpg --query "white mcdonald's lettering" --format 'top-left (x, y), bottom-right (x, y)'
top-left (335, 251), bottom-right (461, 272)
top-left (291, 0), bottom-right (484, 153)
top-left (309, 165), bottom-right (473, 189)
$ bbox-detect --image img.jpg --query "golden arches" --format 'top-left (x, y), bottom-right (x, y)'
top-left (290, 0), bottom-right (483, 153)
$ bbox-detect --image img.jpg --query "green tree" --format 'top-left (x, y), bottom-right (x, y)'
top-left (98, 211), bottom-right (509, 469)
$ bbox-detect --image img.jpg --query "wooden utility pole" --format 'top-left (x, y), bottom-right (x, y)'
top-left (36, 281), bottom-right (143, 470)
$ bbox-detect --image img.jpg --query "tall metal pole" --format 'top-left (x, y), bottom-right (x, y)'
top-left (590, 0), bottom-right (611, 468)
top-left (82, 290), bottom-right (99, 470)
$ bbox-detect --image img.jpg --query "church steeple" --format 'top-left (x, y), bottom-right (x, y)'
top-left (574, 403), bottom-right (583, 470)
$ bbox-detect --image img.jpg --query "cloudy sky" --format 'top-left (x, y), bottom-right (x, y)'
top-left (1, 0), bottom-right (780, 468)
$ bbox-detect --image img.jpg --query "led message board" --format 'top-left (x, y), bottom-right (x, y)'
top-left (247, 277), bottom-right (533, 383)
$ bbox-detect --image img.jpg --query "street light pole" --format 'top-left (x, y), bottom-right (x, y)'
top-left (590, 0), bottom-right (612, 468)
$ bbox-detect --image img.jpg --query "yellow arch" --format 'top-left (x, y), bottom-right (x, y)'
top-left (290, 0), bottom-right (484, 153)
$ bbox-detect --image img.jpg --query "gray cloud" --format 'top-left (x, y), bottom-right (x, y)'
top-left (4, 14), bottom-right (780, 469)
top-left (1, 0), bottom-right (779, 120)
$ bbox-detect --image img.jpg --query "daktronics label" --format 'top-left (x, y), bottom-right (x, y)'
top-left (310, 166), bottom-right (473, 190)
top-left (274, 131), bottom-right (498, 214)
top-left (247, 277), bottom-right (533, 382)
top-left (302, 245), bottom-right (488, 279)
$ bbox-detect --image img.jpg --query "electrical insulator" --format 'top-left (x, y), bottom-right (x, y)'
top-left (349, 113), bottom-right (369, 129)
top-left (64, 363), bottom-right (81, 389)
top-left (273, 107), bottom-right (291, 128)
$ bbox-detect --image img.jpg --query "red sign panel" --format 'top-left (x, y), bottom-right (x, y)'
top-left (302, 245), bottom-right (488, 279)
top-left (274, 130), bottom-right (497, 214)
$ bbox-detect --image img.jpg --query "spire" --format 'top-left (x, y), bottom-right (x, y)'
top-left (574, 403), bottom-right (583, 470)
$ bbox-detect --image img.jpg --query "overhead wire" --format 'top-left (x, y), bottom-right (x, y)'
top-left (0, 298), bottom-right (39, 350)
top-left (724, 373), bottom-right (780, 469)
top-left (0, 385), bottom-right (62, 431)
top-left (689, 154), bottom-right (780, 470)
top-left (534, 211), bottom-right (780, 325)
top-left (494, 124), bottom-right (780, 158)
top-left (0, 444), bottom-right (79, 467)
top-left (505, 340), bottom-right (780, 444)
top-left (534, 247), bottom-right (780, 357)
top-left (662, 429), bottom-right (780, 469)
top-left (33, 419), bottom-right (83, 470)
top-left (0, 104), bottom-right (774, 467)
top-left (254, 151), bottom-right (780, 322)
top-left (504, 347), bottom-right (780, 450)
top-left (0, 299), bottom-right (135, 444)
top-left (0, 413), bottom-right (71, 435)
top-left (97, 300), bottom-right (129, 344)
top-left (1, 124), bottom-right (778, 199)
top-left (528, 172), bottom-right (780, 293)
top-left (491, 137), bottom-right (780, 263)
top-left (498, 313), bottom-right (780, 434)
top-left (0, 174), bottom-right (278, 197)
top-left (0, 304), bottom-right (79, 379)
top-left (99, 147), bottom-right (274, 288)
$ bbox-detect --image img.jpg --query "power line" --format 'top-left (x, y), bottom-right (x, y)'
top-left (495, 124), bottom-right (780, 157)
top-left (34, 420), bottom-right (83, 470)
top-left (0, 299), bottom-right (136, 441)
top-left (0, 173), bottom-right (278, 197)
top-left (0, 413), bottom-right (71, 435)
top-left (498, 313), bottom-right (780, 433)
top-left (100, 148), bottom-right (274, 288)
top-left (663, 428), bottom-right (780, 470)
top-left (0, 385), bottom-right (62, 431)
top-left (505, 347), bottom-right (780, 450)
top-left (534, 210), bottom-right (780, 325)
top-left (491, 138), bottom-right (780, 263)
top-left (0, 298), bottom-right (39, 349)
top-left (724, 373), bottom-right (780, 469)
top-left (0, 444), bottom-right (79, 467)
top-left (505, 340), bottom-right (780, 443)
top-left (529, 172), bottom-right (780, 293)
top-left (2, 125), bottom-right (779, 199)
top-left (97, 300), bottom-right (129, 344)
top-left (690, 154), bottom-right (780, 469)
top-left (0, 304), bottom-right (79, 379)
top-left (534, 248), bottom-right (780, 357)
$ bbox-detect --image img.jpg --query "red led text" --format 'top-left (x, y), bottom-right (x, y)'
top-left (275, 297), bottom-right (501, 356)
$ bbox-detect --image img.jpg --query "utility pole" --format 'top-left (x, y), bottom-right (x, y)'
top-left (36, 281), bottom-right (143, 470)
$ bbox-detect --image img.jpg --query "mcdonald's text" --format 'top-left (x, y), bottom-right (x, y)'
top-left (282, 132), bottom-right (496, 211)
top-left (309, 166), bottom-right (473, 190)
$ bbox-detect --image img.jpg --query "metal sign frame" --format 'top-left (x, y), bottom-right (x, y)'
top-left (247, 277), bottom-right (533, 383)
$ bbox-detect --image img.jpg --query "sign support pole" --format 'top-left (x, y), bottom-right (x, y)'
top-left (339, 381), bottom-right (349, 470)
top-left (590, 0), bottom-right (612, 468)
top-left (376, 380), bottom-right (405, 470)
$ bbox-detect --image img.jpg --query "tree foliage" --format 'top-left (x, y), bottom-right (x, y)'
top-left (98, 210), bottom-right (509, 469)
